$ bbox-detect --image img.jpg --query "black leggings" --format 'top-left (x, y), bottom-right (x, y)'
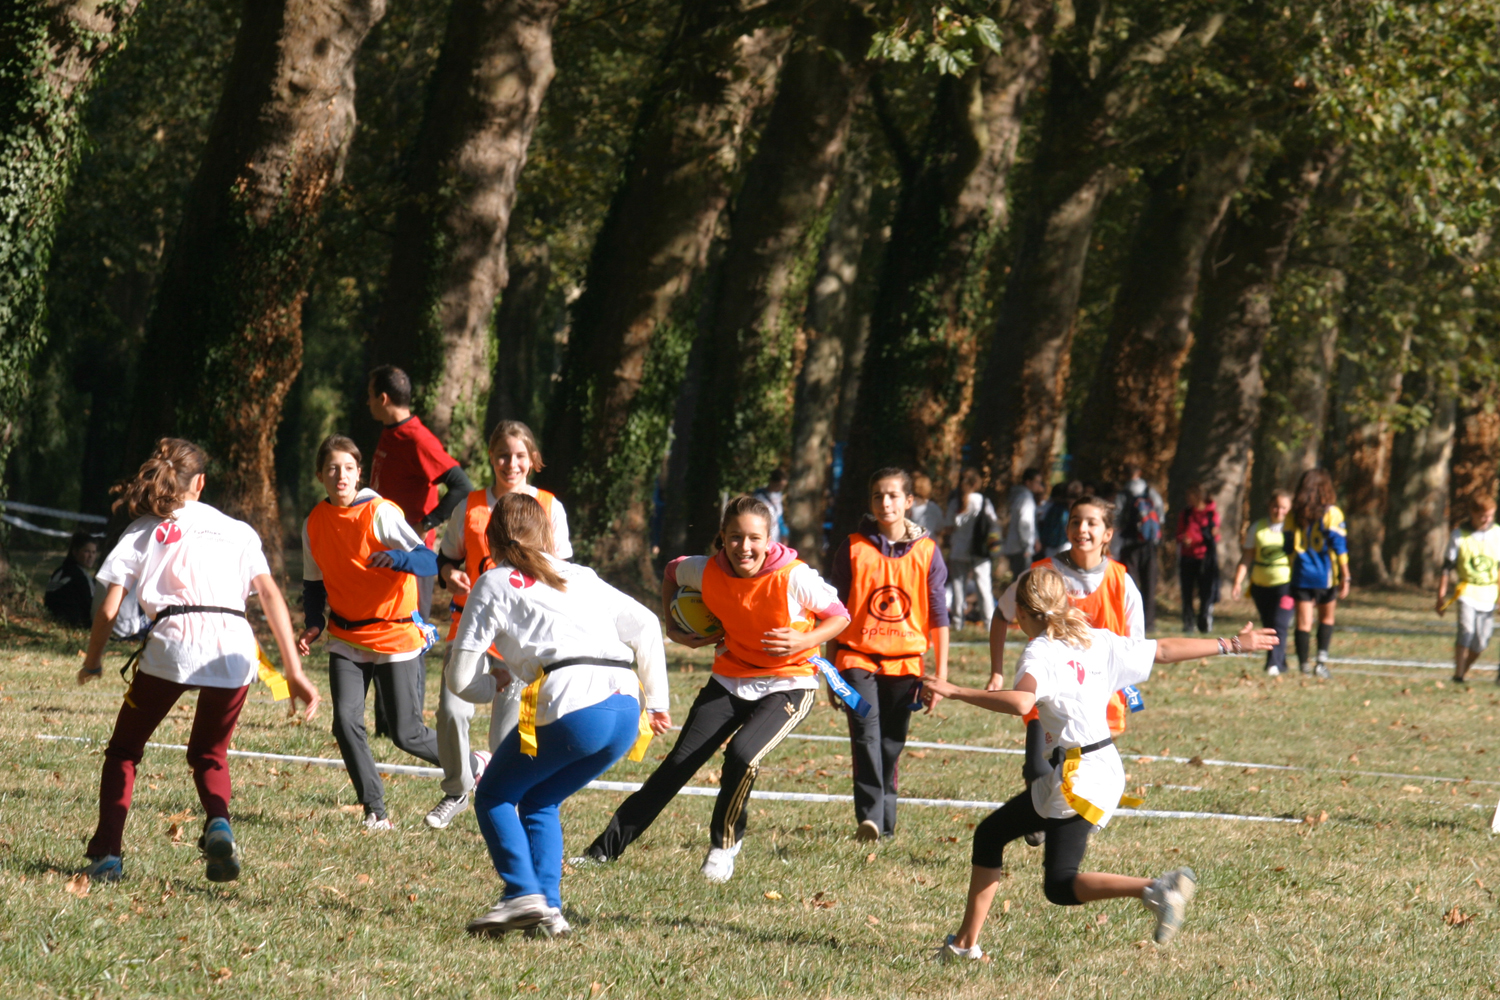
top-left (971, 788), bottom-right (1094, 906)
top-left (1250, 583), bottom-right (1292, 672)
top-left (1178, 551), bottom-right (1218, 632)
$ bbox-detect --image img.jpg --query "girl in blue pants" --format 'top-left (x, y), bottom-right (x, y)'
top-left (445, 493), bottom-right (669, 938)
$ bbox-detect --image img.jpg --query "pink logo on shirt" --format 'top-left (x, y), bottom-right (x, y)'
top-left (1070, 659), bottom-right (1084, 684)
top-left (154, 522), bottom-right (182, 545)
top-left (508, 570), bottom-right (535, 589)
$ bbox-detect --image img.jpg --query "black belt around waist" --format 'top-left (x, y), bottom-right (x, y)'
top-left (541, 657), bottom-right (634, 674)
top-left (1049, 736), bottom-right (1114, 767)
top-left (837, 646), bottom-right (921, 662)
top-left (120, 605), bottom-right (249, 681)
top-left (330, 610), bottom-right (414, 630)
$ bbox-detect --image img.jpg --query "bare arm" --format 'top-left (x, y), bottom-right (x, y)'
top-left (1154, 621), bottom-right (1278, 664)
top-left (925, 625), bottom-right (949, 712)
top-left (254, 573), bottom-right (320, 720)
top-left (986, 612), bottom-right (1009, 690)
top-left (1435, 568), bottom-right (1453, 615)
top-left (77, 584), bottom-right (126, 684)
top-left (924, 671), bottom-right (1037, 718)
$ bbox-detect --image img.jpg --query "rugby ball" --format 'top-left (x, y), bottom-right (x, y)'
top-left (670, 587), bottom-right (723, 639)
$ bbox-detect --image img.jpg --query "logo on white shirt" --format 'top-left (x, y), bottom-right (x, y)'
top-left (154, 522), bottom-right (182, 545)
top-left (508, 570), bottom-right (535, 589)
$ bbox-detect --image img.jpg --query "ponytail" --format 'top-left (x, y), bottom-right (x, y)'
top-left (1015, 566), bottom-right (1093, 649)
top-left (110, 438), bottom-right (207, 520)
top-left (485, 492), bottom-right (566, 590)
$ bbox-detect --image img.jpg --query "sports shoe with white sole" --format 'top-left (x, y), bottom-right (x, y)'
top-left (82, 854), bottom-right (124, 883)
top-left (467, 893), bottom-right (548, 937)
top-left (855, 819), bottom-right (880, 842)
top-left (425, 794), bottom-right (469, 830)
top-left (362, 809), bottom-right (394, 832)
top-left (701, 842), bottom-right (742, 883)
top-left (199, 817), bottom-right (242, 883)
top-left (1142, 866), bottom-right (1197, 944)
top-left (935, 934), bottom-right (984, 962)
top-left (1314, 659), bottom-right (1331, 679)
top-left (1265, 665), bottom-right (1283, 677)
top-left (524, 906), bottom-right (573, 939)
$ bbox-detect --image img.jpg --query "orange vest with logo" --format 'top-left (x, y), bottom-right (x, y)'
top-left (1030, 556), bottom-right (1132, 734)
top-left (836, 533), bottom-right (934, 677)
top-left (306, 498), bottom-right (422, 655)
top-left (446, 488), bottom-right (556, 640)
top-left (701, 556), bottom-right (817, 679)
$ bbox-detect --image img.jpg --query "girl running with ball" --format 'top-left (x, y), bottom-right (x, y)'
top-left (923, 565), bottom-right (1278, 956)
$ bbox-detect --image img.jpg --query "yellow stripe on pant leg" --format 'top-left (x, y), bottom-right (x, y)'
top-left (1059, 747), bottom-right (1106, 825)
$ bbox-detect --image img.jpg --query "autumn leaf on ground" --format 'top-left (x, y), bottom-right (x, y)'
top-left (1444, 906), bottom-right (1473, 927)
top-left (64, 873), bottom-right (89, 896)
top-left (764, 891), bottom-right (782, 900)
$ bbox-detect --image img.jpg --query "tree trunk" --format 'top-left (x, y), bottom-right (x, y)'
top-left (368, 0), bottom-right (566, 470)
top-left (675, 1), bottom-right (873, 555)
top-left (538, 4), bottom-right (786, 589)
top-left (0, 0), bottom-right (143, 509)
top-left (834, 4), bottom-right (1054, 539)
top-left (484, 239), bottom-right (553, 431)
top-left (1072, 142), bottom-right (1253, 489)
top-left (1385, 384), bottom-right (1454, 587)
top-left (1451, 388), bottom-right (1500, 514)
top-left (126, 0), bottom-right (387, 571)
top-left (1169, 141), bottom-right (1335, 573)
top-left (783, 134), bottom-right (889, 568)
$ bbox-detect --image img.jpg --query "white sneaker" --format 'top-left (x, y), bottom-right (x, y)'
top-left (1265, 665), bottom-right (1283, 677)
top-left (472, 750), bottom-right (492, 781)
top-left (935, 934), bottom-right (984, 962)
top-left (1314, 659), bottom-right (1331, 679)
top-left (1142, 866), bottom-right (1196, 944)
top-left (466, 893), bottom-right (548, 937)
top-left (524, 906), bottom-right (573, 939)
top-left (701, 842), bottom-right (742, 883)
top-left (425, 794), bottom-right (469, 830)
top-left (362, 809), bottom-right (393, 832)
top-left (855, 820), bottom-right (880, 842)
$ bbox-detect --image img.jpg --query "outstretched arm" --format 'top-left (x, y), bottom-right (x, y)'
top-left (1154, 621), bottom-right (1278, 664)
top-left (923, 671), bottom-right (1037, 718)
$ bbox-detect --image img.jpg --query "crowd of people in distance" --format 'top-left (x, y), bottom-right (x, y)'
top-left (48, 362), bottom-right (1495, 954)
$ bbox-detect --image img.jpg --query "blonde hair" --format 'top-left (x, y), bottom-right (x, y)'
top-left (111, 438), bottom-right (207, 520)
top-left (485, 493), bottom-right (565, 590)
top-left (1015, 566), bottom-right (1093, 649)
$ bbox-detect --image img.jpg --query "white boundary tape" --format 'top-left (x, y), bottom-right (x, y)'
top-left (35, 735), bottom-right (1299, 825)
top-left (0, 512), bottom-right (104, 539)
top-left (0, 499), bottom-right (108, 524)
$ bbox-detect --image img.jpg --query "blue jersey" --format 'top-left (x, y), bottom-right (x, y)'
top-left (1283, 505), bottom-right (1348, 589)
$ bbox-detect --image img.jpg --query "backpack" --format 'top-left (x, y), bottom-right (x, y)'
top-left (969, 502), bottom-right (998, 559)
top-left (1124, 494), bottom-right (1161, 545)
top-left (1038, 502), bottom-right (1070, 550)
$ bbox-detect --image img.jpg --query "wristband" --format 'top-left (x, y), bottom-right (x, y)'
top-left (1231, 634), bottom-right (1242, 654)
top-left (1216, 638), bottom-right (1228, 655)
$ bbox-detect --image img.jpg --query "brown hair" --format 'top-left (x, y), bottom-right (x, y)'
top-left (959, 467), bottom-right (983, 493)
top-left (1292, 468), bottom-right (1336, 530)
top-left (912, 472), bottom-right (933, 500)
top-left (315, 435), bottom-right (362, 476)
top-left (714, 494), bottom-right (775, 551)
top-left (1015, 566), bottom-right (1093, 649)
top-left (1470, 494), bottom-right (1497, 518)
top-left (485, 493), bottom-right (565, 590)
top-left (869, 467), bottom-right (914, 497)
top-left (110, 438), bottom-right (207, 520)
top-left (1069, 494), bottom-right (1116, 530)
top-left (1184, 482), bottom-right (1205, 508)
top-left (488, 420), bottom-right (544, 472)
top-left (1271, 488), bottom-right (1292, 504)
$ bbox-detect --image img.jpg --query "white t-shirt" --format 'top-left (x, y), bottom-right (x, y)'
top-left (303, 489), bottom-right (429, 664)
top-left (674, 555), bottom-right (840, 699)
top-left (947, 492), bottom-right (999, 564)
top-left (450, 554), bottom-right (667, 725)
top-left (996, 555), bottom-right (1144, 638)
top-left (909, 499), bottom-right (947, 537)
top-left (1015, 629), bottom-right (1157, 826)
top-left (96, 501), bottom-right (270, 689)
top-left (440, 484), bottom-right (573, 562)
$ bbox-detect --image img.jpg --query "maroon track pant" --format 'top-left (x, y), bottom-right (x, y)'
top-left (87, 671), bottom-right (249, 858)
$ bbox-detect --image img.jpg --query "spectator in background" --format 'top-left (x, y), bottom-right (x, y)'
top-left (753, 469), bottom-right (788, 543)
top-left (1175, 483), bottom-right (1220, 633)
top-left (947, 468), bottom-right (999, 630)
top-left (1001, 468), bottom-right (1046, 580)
top-left (1115, 464), bottom-right (1164, 631)
top-left (1037, 481), bottom-right (1080, 560)
top-left (45, 531), bottom-right (98, 628)
top-left (909, 472), bottom-right (947, 537)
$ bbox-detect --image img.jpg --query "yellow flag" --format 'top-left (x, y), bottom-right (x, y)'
top-left (257, 646), bottom-right (290, 701)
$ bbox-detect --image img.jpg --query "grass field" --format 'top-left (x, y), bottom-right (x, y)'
top-left (1, 551), bottom-right (1498, 998)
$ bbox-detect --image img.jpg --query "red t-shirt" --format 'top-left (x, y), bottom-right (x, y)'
top-left (370, 416), bottom-right (458, 537)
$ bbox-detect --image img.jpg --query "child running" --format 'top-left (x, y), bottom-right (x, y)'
top-left (580, 495), bottom-right (850, 882)
top-left (1283, 469), bottom-right (1349, 678)
top-left (77, 438), bottom-right (319, 883)
top-left (922, 565), bottom-right (1278, 957)
top-left (828, 468), bottom-right (949, 842)
top-left (448, 494), bottom-right (668, 938)
top-left (298, 435), bottom-right (442, 829)
top-left (1230, 489), bottom-right (1294, 675)
top-left (426, 420), bottom-right (572, 830)
top-left (1436, 495), bottom-right (1500, 684)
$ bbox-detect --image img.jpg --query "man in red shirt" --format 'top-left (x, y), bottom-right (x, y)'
top-left (367, 365), bottom-right (474, 733)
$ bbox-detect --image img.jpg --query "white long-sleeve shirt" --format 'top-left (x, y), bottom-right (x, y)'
top-left (447, 554), bottom-right (667, 725)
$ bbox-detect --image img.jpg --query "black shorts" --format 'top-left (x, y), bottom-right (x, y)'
top-left (1290, 586), bottom-right (1336, 605)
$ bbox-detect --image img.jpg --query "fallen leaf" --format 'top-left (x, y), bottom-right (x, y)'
top-left (1002, 899), bottom-right (1011, 913)
top-left (408, 893), bottom-right (418, 902)
top-left (212, 967), bottom-right (232, 983)
top-left (764, 891), bottom-right (782, 900)
top-left (1401, 785), bottom-right (1423, 794)
top-left (1348, 754), bottom-right (1359, 763)
top-left (865, 852), bottom-right (876, 863)
top-left (1187, 756), bottom-right (1205, 766)
top-left (1096, 912), bottom-right (1109, 925)
top-left (64, 873), bottom-right (89, 897)
top-left (167, 824), bottom-right (184, 844)
top-left (938, 836), bottom-right (958, 844)
top-left (590, 984), bottom-right (604, 997)
top-left (356, 873), bottom-right (371, 884)
top-left (339, 805), bottom-right (364, 814)
top-left (1444, 906), bottom-right (1473, 927)
top-left (866, 914), bottom-right (880, 925)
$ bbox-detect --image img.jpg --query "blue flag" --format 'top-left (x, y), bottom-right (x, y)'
top-left (811, 655), bottom-right (871, 718)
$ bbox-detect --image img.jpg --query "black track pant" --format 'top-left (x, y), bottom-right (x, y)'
top-left (1120, 542), bottom-right (1159, 631)
top-left (588, 679), bottom-right (815, 856)
top-left (971, 788), bottom-right (1094, 906)
top-left (1178, 551), bottom-right (1218, 632)
top-left (329, 651), bottom-right (440, 819)
top-left (841, 668), bottom-right (921, 837)
top-left (1250, 583), bottom-right (1293, 672)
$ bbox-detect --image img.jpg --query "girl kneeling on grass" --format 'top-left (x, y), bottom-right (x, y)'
top-left (449, 494), bottom-right (669, 938)
top-left (298, 435), bottom-right (442, 830)
top-left (77, 438), bottom-right (319, 884)
top-left (923, 565), bottom-right (1278, 956)
top-left (581, 494), bottom-right (851, 883)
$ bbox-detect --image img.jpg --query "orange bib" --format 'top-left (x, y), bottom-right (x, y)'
top-left (446, 488), bottom-right (555, 641)
top-left (701, 557), bottom-right (817, 679)
top-left (836, 534), bottom-right (934, 677)
top-left (1029, 556), bottom-right (1133, 734)
top-left (306, 498), bottom-right (422, 655)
